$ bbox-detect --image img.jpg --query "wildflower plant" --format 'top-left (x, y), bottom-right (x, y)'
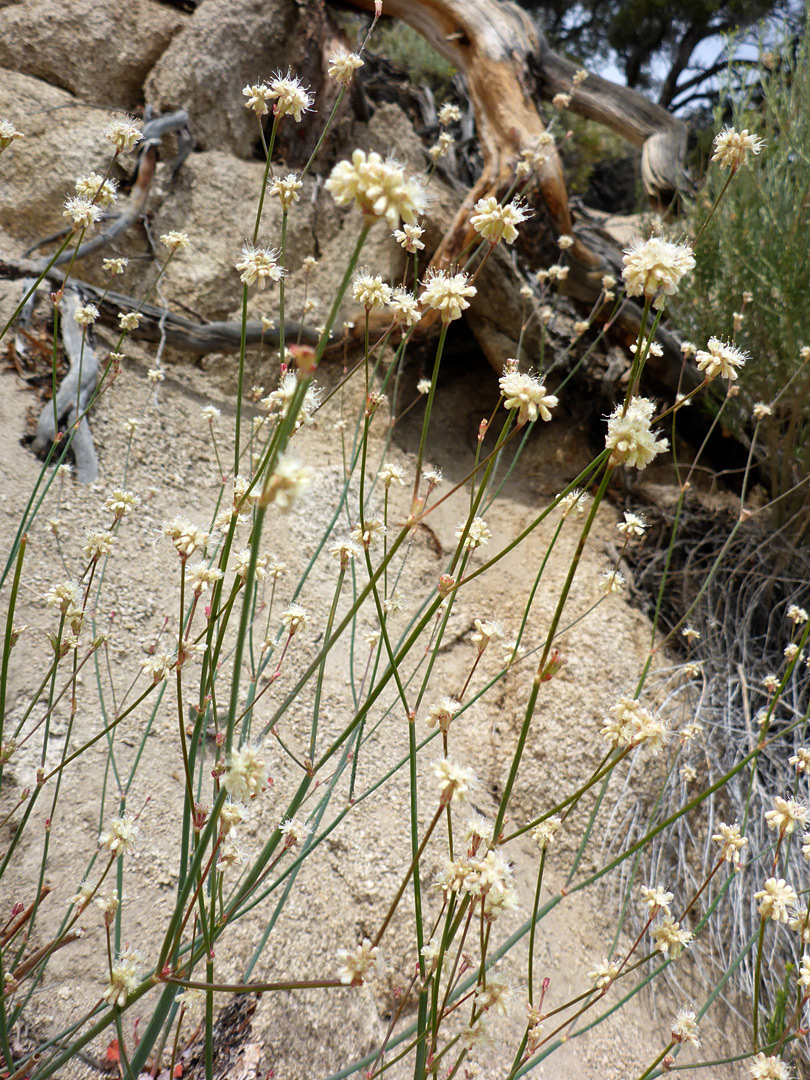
top-left (672, 24), bottom-right (810, 529)
top-left (0, 23), bottom-right (808, 1080)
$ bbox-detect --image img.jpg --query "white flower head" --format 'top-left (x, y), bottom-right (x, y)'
top-left (269, 72), bottom-right (314, 122)
top-left (617, 511), bottom-right (646, 537)
top-left (588, 958), bottom-right (620, 989)
top-left (281, 602), bottom-right (309, 635)
top-left (103, 947), bottom-right (142, 1007)
top-left (325, 149), bottom-right (426, 229)
top-left (470, 197), bottom-right (530, 246)
top-left (262, 455), bottom-right (313, 511)
top-left (352, 271), bottom-right (392, 310)
top-left (499, 369), bottom-right (558, 426)
top-left (695, 337), bottom-right (748, 381)
top-left (640, 884), bottom-right (673, 917)
top-left (0, 118), bottom-right (23, 151)
top-left (711, 127), bottom-right (765, 170)
top-left (75, 172), bottom-right (117, 208)
top-left (105, 115), bottom-right (143, 153)
top-left (671, 1008), bottom-right (700, 1047)
top-left (765, 796), bottom-right (809, 836)
top-left (389, 288), bottom-right (422, 327)
top-left (337, 938), bottom-right (379, 985)
top-left (159, 230), bottom-right (190, 252)
top-left (433, 758), bottom-right (475, 804)
top-left (455, 516), bottom-right (491, 551)
top-left (99, 814), bottom-right (139, 857)
top-left (236, 243), bottom-right (284, 289)
top-left (74, 303), bottom-right (100, 326)
top-left (63, 195), bottom-right (103, 232)
top-left (223, 742), bottom-right (268, 800)
top-left (279, 816), bottom-right (312, 848)
top-left (621, 237), bottom-right (695, 309)
top-left (746, 1053), bottom-right (791, 1080)
top-left (426, 697), bottom-right (461, 733)
top-left (420, 269), bottom-right (476, 323)
top-left (268, 173), bottom-right (302, 211)
top-left (651, 915), bottom-right (693, 958)
top-left (712, 821), bottom-right (747, 865)
top-left (392, 223), bottom-right (425, 252)
top-left (532, 814), bottom-right (562, 851)
top-left (328, 51), bottom-right (363, 86)
top-left (787, 604), bottom-right (808, 625)
top-left (438, 102), bottom-right (461, 125)
top-left (605, 396), bottom-right (669, 470)
top-left (754, 877), bottom-right (798, 923)
top-left (243, 82), bottom-right (273, 116)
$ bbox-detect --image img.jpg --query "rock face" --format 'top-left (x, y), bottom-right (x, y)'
top-left (0, 70), bottom-right (111, 244)
top-left (0, 0), bottom-right (185, 109)
top-left (145, 0), bottom-right (302, 157)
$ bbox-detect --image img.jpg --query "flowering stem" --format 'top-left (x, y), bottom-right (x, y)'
top-left (0, 231), bottom-right (75, 340)
top-left (278, 210), bottom-right (288, 364)
top-left (527, 849), bottom-right (547, 1004)
top-left (636, 1041), bottom-right (676, 1080)
top-left (492, 463), bottom-right (613, 840)
top-left (309, 567), bottom-right (345, 761)
top-left (315, 223), bottom-right (372, 365)
top-left (0, 534), bottom-right (26, 758)
top-left (165, 974), bottom-right (344, 992)
top-left (752, 914), bottom-right (766, 1049)
top-left (412, 322), bottom-right (448, 508)
top-left (234, 284), bottom-right (250, 476)
top-left (252, 114), bottom-right (280, 245)
top-left (691, 168), bottom-right (735, 250)
top-left (300, 89), bottom-right (347, 181)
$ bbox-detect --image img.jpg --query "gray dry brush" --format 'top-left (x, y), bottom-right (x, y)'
top-left (0, 17), bottom-right (808, 1080)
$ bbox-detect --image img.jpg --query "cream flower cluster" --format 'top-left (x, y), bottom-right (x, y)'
top-left (695, 337), bottom-right (749, 381)
top-left (336, 938), bottom-right (379, 985)
top-left (433, 758), bottom-right (475, 804)
top-left (621, 237), bottom-right (695, 309)
top-left (605, 397), bottom-right (668, 469)
top-left (600, 694), bottom-right (669, 754)
top-left (499, 369), bottom-right (558, 426)
top-left (99, 813), bottom-right (139, 857)
top-left (0, 118), bottom-right (23, 151)
top-left (711, 126), bottom-right (765, 170)
top-left (434, 848), bottom-right (517, 921)
top-left (325, 149), bottom-right (426, 229)
top-left (328, 51), bottom-right (363, 86)
top-left (223, 743), bottom-right (268, 800)
top-left (262, 455), bottom-right (313, 511)
top-left (420, 269), bottom-right (476, 323)
top-left (235, 244), bottom-right (284, 289)
top-left (103, 947), bottom-right (142, 1007)
top-left (470, 196), bottom-right (530, 245)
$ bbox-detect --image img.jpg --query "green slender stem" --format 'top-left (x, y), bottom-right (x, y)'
top-left (752, 915), bottom-right (766, 1048)
top-left (310, 568), bottom-right (344, 760)
top-left (0, 535), bottom-right (26, 755)
top-left (234, 285), bottom-right (250, 476)
top-left (527, 850), bottom-right (547, 1004)
top-left (493, 463), bottom-right (613, 839)
top-left (411, 322), bottom-right (448, 507)
top-left (0, 232), bottom-right (75, 340)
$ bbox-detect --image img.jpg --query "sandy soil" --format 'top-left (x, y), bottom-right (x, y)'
top-left (0, 328), bottom-right (737, 1078)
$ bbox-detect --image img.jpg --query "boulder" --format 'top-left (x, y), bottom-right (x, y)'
top-left (0, 0), bottom-right (185, 110)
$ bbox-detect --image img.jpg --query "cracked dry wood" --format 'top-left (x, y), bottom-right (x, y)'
top-left (344, 0), bottom-right (689, 343)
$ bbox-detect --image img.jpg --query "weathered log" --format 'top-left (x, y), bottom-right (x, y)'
top-left (1, 255), bottom-right (319, 356)
top-left (342, 0), bottom-right (689, 364)
top-left (31, 290), bottom-right (100, 483)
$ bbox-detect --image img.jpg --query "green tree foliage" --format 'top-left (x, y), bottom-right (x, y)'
top-left (517, 0), bottom-right (801, 109)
